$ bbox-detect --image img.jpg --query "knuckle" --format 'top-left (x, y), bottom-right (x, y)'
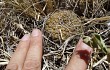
top-left (6, 63), bottom-right (18, 70)
top-left (23, 59), bottom-right (41, 70)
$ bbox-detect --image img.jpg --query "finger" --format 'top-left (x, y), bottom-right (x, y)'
top-left (23, 29), bottom-right (42, 70)
top-left (65, 39), bottom-right (93, 70)
top-left (6, 34), bottom-right (30, 70)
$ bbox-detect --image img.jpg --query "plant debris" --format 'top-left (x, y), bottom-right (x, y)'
top-left (0, 0), bottom-right (110, 70)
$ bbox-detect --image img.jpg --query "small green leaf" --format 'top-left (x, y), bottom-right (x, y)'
top-left (83, 36), bottom-right (93, 47)
top-left (92, 34), bottom-right (107, 54)
top-left (83, 36), bottom-right (91, 44)
top-left (107, 47), bottom-right (110, 53)
top-left (107, 47), bottom-right (110, 62)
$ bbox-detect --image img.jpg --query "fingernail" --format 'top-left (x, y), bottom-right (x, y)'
top-left (21, 34), bottom-right (30, 41)
top-left (32, 29), bottom-right (39, 36)
top-left (81, 42), bottom-right (93, 54)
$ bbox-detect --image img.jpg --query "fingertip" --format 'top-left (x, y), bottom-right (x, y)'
top-left (82, 42), bottom-right (92, 53)
top-left (74, 41), bottom-right (93, 64)
top-left (76, 39), bottom-right (93, 54)
top-left (77, 38), bottom-right (83, 45)
top-left (30, 28), bottom-right (42, 47)
top-left (65, 39), bottom-right (93, 70)
top-left (21, 34), bottom-right (30, 41)
top-left (31, 29), bottom-right (42, 37)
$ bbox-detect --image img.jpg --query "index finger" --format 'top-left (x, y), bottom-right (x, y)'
top-left (23, 29), bottom-right (43, 70)
top-left (6, 34), bottom-right (30, 70)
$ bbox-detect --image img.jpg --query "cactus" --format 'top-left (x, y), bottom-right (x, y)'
top-left (45, 10), bottom-right (82, 40)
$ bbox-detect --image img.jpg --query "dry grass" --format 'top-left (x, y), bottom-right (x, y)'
top-left (0, 0), bottom-right (110, 70)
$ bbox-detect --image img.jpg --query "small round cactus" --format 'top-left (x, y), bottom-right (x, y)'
top-left (45, 10), bottom-right (83, 40)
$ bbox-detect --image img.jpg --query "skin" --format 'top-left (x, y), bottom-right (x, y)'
top-left (65, 39), bottom-right (93, 70)
top-left (6, 29), bottom-right (93, 70)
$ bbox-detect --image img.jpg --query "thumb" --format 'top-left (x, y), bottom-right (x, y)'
top-left (65, 39), bottom-right (93, 70)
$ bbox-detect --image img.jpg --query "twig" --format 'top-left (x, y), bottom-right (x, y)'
top-left (93, 55), bottom-right (107, 67)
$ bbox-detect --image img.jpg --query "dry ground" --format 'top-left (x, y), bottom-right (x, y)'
top-left (0, 0), bottom-right (110, 70)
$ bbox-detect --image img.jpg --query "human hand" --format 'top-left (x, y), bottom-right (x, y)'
top-left (6, 29), bottom-right (93, 70)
